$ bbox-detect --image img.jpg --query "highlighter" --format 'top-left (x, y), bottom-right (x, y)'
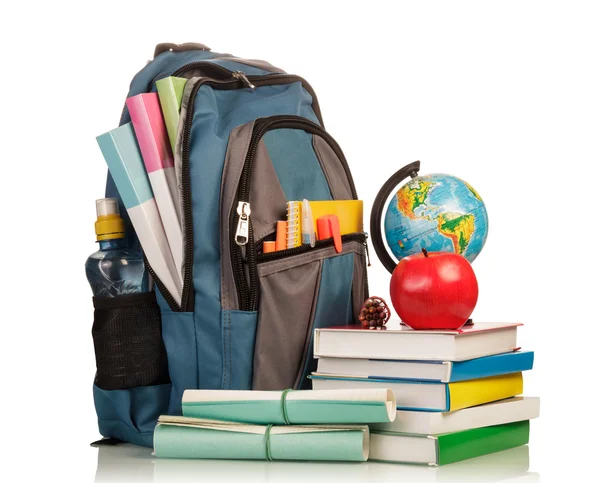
top-left (302, 199), bottom-right (316, 247)
top-left (275, 221), bottom-right (288, 251)
top-left (263, 241), bottom-right (276, 254)
top-left (316, 215), bottom-right (342, 253)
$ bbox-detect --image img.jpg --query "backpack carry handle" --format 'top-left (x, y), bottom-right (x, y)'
top-left (154, 42), bottom-right (211, 58)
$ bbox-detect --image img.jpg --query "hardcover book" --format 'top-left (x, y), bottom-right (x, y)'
top-left (369, 420), bottom-right (530, 466)
top-left (310, 372), bottom-right (523, 411)
top-left (314, 321), bottom-right (522, 361)
top-left (316, 350), bottom-right (534, 383)
top-left (371, 396), bottom-right (539, 434)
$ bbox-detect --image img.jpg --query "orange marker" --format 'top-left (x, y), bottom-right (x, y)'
top-left (263, 241), bottom-right (276, 254)
top-left (317, 215), bottom-right (342, 253)
top-left (275, 221), bottom-right (287, 251)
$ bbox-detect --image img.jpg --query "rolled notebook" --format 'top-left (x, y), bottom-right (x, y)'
top-left (181, 388), bottom-right (396, 424)
top-left (154, 416), bottom-right (369, 462)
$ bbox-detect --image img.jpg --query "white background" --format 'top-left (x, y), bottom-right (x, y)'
top-left (1, 1), bottom-right (599, 481)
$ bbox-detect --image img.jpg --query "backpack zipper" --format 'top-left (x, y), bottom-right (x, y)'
top-left (231, 116), bottom-right (359, 312)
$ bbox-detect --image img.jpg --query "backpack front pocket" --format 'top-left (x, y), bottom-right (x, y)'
top-left (218, 114), bottom-right (367, 391)
top-left (252, 236), bottom-right (367, 390)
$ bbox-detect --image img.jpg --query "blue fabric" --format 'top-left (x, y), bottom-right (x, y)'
top-left (188, 82), bottom-right (319, 390)
top-left (93, 383), bottom-right (171, 447)
top-left (221, 310), bottom-right (258, 390)
top-left (298, 254), bottom-right (355, 389)
top-left (160, 309), bottom-right (197, 414)
top-left (263, 129), bottom-right (333, 201)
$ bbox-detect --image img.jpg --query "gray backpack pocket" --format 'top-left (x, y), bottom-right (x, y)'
top-left (252, 236), bottom-right (367, 390)
top-left (219, 114), bottom-right (368, 392)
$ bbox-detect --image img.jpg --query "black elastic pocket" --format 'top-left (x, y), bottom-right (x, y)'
top-left (92, 292), bottom-right (170, 391)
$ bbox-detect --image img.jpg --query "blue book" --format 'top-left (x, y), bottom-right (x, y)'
top-left (315, 351), bottom-right (534, 383)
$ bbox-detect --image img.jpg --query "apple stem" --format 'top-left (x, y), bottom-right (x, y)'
top-left (422, 248), bottom-right (429, 257)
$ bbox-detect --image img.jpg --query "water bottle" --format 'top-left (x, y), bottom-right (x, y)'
top-left (85, 198), bottom-right (148, 297)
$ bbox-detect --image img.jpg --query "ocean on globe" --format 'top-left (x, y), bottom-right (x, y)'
top-left (384, 174), bottom-right (488, 263)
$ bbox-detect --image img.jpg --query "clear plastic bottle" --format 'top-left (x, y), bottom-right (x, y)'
top-left (85, 198), bottom-right (148, 297)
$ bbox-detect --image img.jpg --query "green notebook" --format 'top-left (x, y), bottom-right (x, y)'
top-left (154, 416), bottom-right (369, 462)
top-left (181, 388), bottom-right (396, 424)
top-left (156, 76), bottom-right (187, 151)
top-left (369, 420), bottom-right (530, 466)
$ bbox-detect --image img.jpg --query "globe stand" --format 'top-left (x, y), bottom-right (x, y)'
top-left (370, 160), bottom-right (421, 274)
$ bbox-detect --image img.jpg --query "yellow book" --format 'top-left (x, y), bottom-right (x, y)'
top-left (311, 372), bottom-right (523, 411)
top-left (308, 200), bottom-right (363, 235)
top-left (448, 373), bottom-right (524, 411)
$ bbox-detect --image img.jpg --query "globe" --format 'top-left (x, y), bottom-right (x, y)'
top-left (384, 174), bottom-right (488, 263)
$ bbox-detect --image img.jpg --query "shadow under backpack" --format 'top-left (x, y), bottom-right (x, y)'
top-left (92, 42), bottom-right (369, 447)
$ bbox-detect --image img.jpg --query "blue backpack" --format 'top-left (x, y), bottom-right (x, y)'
top-left (93, 43), bottom-right (369, 447)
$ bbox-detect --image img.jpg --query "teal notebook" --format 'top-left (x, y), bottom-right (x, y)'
top-left (154, 416), bottom-right (369, 462)
top-left (181, 388), bottom-right (396, 424)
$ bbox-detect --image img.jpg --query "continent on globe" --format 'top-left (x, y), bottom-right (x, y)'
top-left (436, 212), bottom-right (475, 254)
top-left (397, 179), bottom-right (435, 220)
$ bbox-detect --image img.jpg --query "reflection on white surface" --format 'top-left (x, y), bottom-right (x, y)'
top-left (95, 444), bottom-right (539, 483)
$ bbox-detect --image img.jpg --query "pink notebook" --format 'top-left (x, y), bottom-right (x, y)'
top-left (127, 93), bottom-right (183, 283)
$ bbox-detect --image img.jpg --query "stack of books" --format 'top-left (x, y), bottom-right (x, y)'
top-left (311, 321), bottom-right (539, 466)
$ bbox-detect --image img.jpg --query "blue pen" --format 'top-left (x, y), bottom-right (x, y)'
top-left (302, 199), bottom-right (316, 247)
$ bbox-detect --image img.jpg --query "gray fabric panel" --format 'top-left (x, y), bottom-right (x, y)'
top-left (250, 140), bottom-right (287, 242)
top-left (220, 122), bottom-right (256, 310)
top-left (352, 250), bottom-right (369, 320)
top-left (252, 260), bottom-right (323, 390)
top-left (312, 135), bottom-right (354, 200)
top-left (174, 78), bottom-right (202, 200)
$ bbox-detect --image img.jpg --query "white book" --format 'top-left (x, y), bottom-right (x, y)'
top-left (371, 397), bottom-right (540, 435)
top-left (314, 321), bottom-right (521, 361)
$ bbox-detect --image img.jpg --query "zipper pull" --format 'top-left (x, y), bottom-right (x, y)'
top-left (363, 232), bottom-right (372, 267)
top-left (235, 202), bottom-right (252, 246)
top-left (232, 71), bottom-right (256, 90)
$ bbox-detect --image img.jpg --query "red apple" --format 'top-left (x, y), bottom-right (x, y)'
top-left (390, 249), bottom-right (478, 330)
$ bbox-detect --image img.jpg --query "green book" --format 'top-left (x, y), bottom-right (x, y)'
top-left (156, 76), bottom-right (187, 151)
top-left (181, 388), bottom-right (396, 424)
top-left (153, 416), bottom-right (369, 462)
top-left (369, 420), bottom-right (530, 466)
